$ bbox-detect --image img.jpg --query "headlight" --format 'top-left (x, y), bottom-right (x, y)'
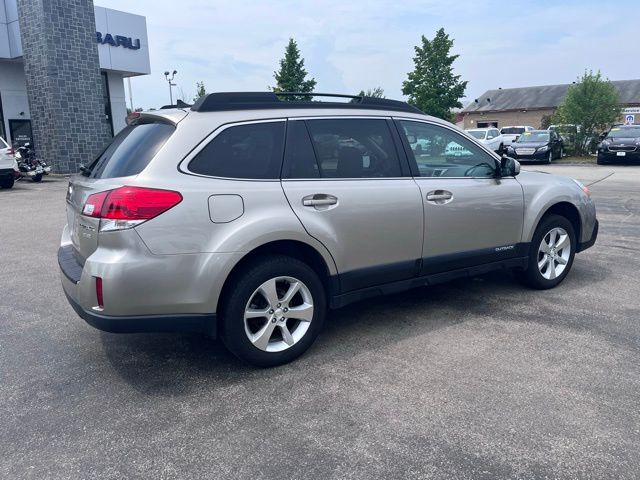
top-left (571, 178), bottom-right (590, 198)
top-left (537, 145), bottom-right (549, 152)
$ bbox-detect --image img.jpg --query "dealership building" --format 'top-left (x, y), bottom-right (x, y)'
top-left (0, 0), bottom-right (150, 173)
top-left (462, 80), bottom-right (640, 130)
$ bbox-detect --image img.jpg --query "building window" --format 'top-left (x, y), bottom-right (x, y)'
top-left (101, 72), bottom-right (114, 136)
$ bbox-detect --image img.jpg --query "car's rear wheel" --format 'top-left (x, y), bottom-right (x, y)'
top-left (517, 214), bottom-right (576, 289)
top-left (0, 177), bottom-right (14, 189)
top-left (221, 255), bottom-right (326, 367)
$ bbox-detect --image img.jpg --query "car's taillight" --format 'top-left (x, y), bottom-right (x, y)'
top-left (7, 148), bottom-right (15, 155)
top-left (82, 186), bottom-right (182, 231)
top-left (82, 190), bottom-right (109, 217)
top-left (95, 277), bottom-right (104, 309)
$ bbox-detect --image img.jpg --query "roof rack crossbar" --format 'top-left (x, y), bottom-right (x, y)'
top-left (190, 92), bottom-right (422, 114)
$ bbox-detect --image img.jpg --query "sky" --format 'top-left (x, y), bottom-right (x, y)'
top-left (98, 0), bottom-right (640, 110)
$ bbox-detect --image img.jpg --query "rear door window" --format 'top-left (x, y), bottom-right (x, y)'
top-left (89, 122), bottom-right (175, 178)
top-left (301, 118), bottom-right (402, 178)
top-left (188, 121), bottom-right (285, 179)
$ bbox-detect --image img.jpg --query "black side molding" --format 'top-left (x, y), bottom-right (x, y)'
top-left (330, 256), bottom-right (528, 309)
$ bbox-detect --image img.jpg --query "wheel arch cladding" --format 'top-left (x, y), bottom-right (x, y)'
top-left (539, 202), bottom-right (581, 244)
top-left (216, 240), bottom-right (333, 318)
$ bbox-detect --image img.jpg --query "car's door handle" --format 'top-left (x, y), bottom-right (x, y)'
top-left (302, 194), bottom-right (338, 207)
top-left (426, 190), bottom-right (453, 204)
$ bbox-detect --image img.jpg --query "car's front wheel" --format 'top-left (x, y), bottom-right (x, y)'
top-left (545, 150), bottom-right (553, 164)
top-left (221, 255), bottom-right (326, 367)
top-left (517, 214), bottom-right (576, 289)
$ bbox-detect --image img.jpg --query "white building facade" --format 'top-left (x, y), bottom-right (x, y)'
top-left (0, 1), bottom-right (150, 147)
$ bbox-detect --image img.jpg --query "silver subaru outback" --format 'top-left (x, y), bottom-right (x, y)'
top-left (59, 92), bottom-right (598, 366)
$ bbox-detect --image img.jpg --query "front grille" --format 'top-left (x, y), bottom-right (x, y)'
top-left (515, 148), bottom-right (536, 155)
top-left (608, 145), bottom-right (637, 152)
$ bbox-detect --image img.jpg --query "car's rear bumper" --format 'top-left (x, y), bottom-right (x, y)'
top-left (58, 243), bottom-right (217, 336)
top-left (577, 219), bottom-right (598, 253)
top-left (63, 288), bottom-right (216, 335)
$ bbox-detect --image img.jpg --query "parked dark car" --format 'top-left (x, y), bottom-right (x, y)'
top-left (597, 125), bottom-right (640, 165)
top-left (506, 130), bottom-right (563, 163)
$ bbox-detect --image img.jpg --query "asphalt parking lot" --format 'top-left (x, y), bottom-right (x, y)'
top-left (1, 165), bottom-right (639, 479)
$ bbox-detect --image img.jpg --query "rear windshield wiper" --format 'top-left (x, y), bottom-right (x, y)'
top-left (79, 164), bottom-right (92, 177)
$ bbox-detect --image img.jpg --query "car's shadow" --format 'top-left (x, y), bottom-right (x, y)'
top-left (99, 257), bottom-right (609, 396)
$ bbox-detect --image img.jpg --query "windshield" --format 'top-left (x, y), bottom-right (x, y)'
top-left (517, 132), bottom-right (549, 143)
top-left (606, 127), bottom-right (640, 139)
top-left (501, 127), bottom-right (525, 135)
top-left (467, 130), bottom-right (487, 140)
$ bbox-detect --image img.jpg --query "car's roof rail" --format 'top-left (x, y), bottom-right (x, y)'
top-left (190, 92), bottom-right (423, 114)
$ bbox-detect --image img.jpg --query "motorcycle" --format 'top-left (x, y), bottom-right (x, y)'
top-left (15, 143), bottom-right (48, 182)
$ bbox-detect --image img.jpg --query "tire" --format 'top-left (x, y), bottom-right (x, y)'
top-left (558, 147), bottom-right (563, 159)
top-left (517, 214), bottom-right (576, 290)
top-left (596, 155), bottom-right (607, 165)
top-left (545, 151), bottom-right (553, 164)
top-left (0, 177), bottom-right (14, 189)
top-left (32, 173), bottom-right (43, 183)
top-left (220, 255), bottom-right (326, 367)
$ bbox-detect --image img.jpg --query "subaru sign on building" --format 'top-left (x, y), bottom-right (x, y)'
top-left (0, 1), bottom-right (150, 148)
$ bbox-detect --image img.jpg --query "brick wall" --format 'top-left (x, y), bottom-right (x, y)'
top-left (17, 0), bottom-right (112, 174)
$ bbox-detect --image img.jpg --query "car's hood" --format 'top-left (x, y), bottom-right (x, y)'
top-left (604, 138), bottom-right (640, 145)
top-left (517, 169), bottom-right (576, 186)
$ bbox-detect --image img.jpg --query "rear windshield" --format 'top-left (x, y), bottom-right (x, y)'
top-left (86, 122), bottom-right (175, 178)
top-left (467, 130), bottom-right (487, 140)
top-left (501, 127), bottom-right (525, 135)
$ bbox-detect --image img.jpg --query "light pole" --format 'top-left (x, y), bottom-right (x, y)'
top-left (164, 70), bottom-right (177, 105)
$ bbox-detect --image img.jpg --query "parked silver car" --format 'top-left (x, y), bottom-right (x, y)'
top-left (59, 92), bottom-right (598, 366)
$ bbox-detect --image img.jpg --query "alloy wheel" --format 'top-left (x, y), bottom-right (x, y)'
top-left (244, 276), bottom-right (314, 352)
top-left (537, 227), bottom-right (571, 280)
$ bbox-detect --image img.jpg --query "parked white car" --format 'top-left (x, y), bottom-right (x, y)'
top-left (0, 136), bottom-right (18, 189)
top-left (466, 128), bottom-right (505, 153)
top-left (500, 126), bottom-right (536, 146)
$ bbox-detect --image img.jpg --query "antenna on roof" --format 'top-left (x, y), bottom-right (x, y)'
top-left (486, 98), bottom-right (491, 102)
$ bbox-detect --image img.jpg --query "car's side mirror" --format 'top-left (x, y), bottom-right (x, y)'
top-left (500, 155), bottom-right (520, 177)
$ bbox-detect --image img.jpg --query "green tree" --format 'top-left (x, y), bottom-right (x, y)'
top-left (272, 38), bottom-right (316, 100)
top-left (402, 28), bottom-right (467, 121)
top-left (553, 70), bottom-right (620, 155)
top-left (357, 87), bottom-right (385, 98)
top-left (193, 81), bottom-right (206, 103)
